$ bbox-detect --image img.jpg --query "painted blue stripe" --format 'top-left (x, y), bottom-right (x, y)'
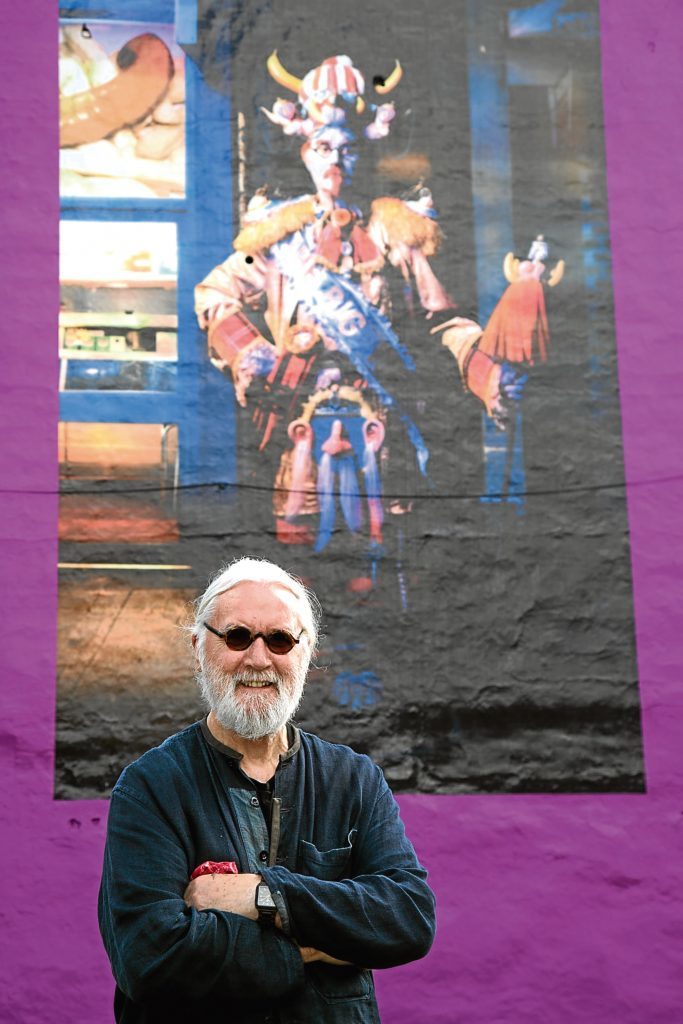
top-left (466, 0), bottom-right (515, 325)
top-left (60, 391), bottom-right (178, 423)
top-left (59, 0), bottom-right (174, 22)
top-left (60, 201), bottom-right (186, 218)
top-left (175, 0), bottom-right (197, 43)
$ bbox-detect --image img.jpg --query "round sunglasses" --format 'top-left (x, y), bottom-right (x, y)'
top-left (203, 621), bottom-right (304, 655)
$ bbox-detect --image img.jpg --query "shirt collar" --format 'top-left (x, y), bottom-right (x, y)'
top-left (200, 716), bottom-right (300, 764)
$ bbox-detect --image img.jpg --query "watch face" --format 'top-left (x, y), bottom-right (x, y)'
top-left (257, 885), bottom-right (276, 909)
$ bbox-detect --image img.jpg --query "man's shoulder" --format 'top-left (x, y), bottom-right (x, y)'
top-left (114, 721), bottom-right (205, 798)
top-left (232, 195), bottom-right (316, 255)
top-left (298, 729), bottom-right (383, 785)
top-left (369, 195), bottom-right (443, 256)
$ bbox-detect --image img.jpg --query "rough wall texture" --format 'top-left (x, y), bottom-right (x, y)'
top-left (1, 1), bottom-right (683, 1022)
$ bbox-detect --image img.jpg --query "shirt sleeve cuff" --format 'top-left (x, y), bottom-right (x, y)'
top-left (261, 869), bottom-right (293, 937)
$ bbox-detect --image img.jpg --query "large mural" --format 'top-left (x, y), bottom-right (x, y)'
top-left (56, 0), bottom-right (643, 798)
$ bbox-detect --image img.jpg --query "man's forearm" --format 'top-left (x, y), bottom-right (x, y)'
top-left (260, 866), bottom-right (436, 969)
top-left (184, 872), bottom-right (262, 919)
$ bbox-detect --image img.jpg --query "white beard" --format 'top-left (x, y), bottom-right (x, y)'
top-left (196, 661), bottom-right (306, 741)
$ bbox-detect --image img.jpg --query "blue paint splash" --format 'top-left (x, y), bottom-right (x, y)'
top-left (333, 671), bottom-right (383, 711)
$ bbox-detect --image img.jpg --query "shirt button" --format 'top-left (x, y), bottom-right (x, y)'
top-left (250, 795), bottom-right (259, 807)
top-left (259, 850), bottom-right (268, 862)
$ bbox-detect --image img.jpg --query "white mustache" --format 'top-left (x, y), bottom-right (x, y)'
top-left (229, 668), bottom-right (283, 689)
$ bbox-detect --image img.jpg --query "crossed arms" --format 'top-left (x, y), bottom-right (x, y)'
top-left (98, 761), bottom-right (435, 1005)
top-left (183, 872), bottom-right (349, 966)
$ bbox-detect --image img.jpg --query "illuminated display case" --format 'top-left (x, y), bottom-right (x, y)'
top-left (59, 220), bottom-right (178, 393)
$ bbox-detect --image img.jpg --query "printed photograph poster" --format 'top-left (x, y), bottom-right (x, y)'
top-left (56, 0), bottom-right (643, 799)
top-left (60, 20), bottom-right (186, 199)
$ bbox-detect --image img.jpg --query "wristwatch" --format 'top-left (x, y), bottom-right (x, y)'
top-left (255, 882), bottom-right (277, 924)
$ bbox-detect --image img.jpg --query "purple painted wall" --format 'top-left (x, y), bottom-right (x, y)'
top-left (1, 2), bottom-right (681, 1020)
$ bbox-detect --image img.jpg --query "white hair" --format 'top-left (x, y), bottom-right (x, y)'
top-left (191, 556), bottom-right (322, 659)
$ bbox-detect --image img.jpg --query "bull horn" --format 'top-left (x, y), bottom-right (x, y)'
top-left (548, 259), bottom-right (565, 287)
top-left (375, 60), bottom-right (402, 95)
top-left (267, 51), bottom-right (302, 95)
top-left (356, 95), bottom-right (366, 114)
top-left (503, 252), bottom-right (519, 283)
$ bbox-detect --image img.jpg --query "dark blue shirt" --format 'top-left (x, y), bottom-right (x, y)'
top-left (98, 721), bottom-right (436, 1023)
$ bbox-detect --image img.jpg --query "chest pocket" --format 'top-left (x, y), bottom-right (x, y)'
top-left (298, 834), bottom-right (355, 880)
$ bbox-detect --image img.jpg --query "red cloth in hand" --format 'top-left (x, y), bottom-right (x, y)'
top-left (190, 860), bottom-right (239, 880)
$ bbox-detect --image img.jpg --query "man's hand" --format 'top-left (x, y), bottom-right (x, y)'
top-left (298, 946), bottom-right (352, 967)
top-left (184, 872), bottom-right (262, 920)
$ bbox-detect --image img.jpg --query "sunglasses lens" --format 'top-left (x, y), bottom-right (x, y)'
top-left (265, 631), bottom-right (295, 654)
top-left (224, 626), bottom-right (253, 651)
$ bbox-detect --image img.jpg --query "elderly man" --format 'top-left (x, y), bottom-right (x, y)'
top-left (98, 557), bottom-right (436, 1023)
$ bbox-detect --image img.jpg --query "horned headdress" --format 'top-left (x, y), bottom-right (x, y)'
top-left (262, 52), bottom-right (402, 140)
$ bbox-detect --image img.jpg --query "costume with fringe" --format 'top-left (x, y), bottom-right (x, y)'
top-left (195, 191), bottom-right (455, 552)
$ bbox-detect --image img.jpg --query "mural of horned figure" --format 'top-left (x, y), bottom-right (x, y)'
top-left (194, 51), bottom-right (547, 594)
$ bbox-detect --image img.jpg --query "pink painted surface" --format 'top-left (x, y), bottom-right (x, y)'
top-left (1, 2), bottom-right (682, 1021)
